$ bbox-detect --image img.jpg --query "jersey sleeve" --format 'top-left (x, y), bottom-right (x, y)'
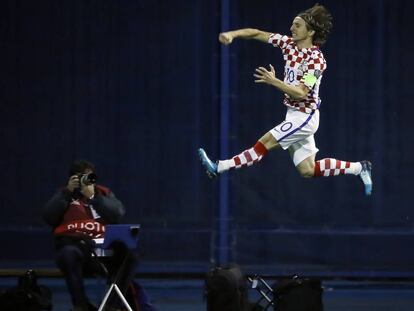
top-left (300, 51), bottom-right (327, 89)
top-left (268, 33), bottom-right (293, 51)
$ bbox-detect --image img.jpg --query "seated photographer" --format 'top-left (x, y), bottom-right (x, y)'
top-left (42, 159), bottom-right (138, 311)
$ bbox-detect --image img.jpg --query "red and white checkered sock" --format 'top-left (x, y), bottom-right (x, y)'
top-left (217, 141), bottom-right (268, 173)
top-left (314, 158), bottom-right (362, 177)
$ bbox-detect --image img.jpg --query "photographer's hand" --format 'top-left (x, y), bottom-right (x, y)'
top-left (81, 184), bottom-right (95, 200)
top-left (66, 175), bottom-right (80, 192)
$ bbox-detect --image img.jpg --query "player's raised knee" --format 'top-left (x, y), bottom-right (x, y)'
top-left (297, 164), bottom-right (315, 178)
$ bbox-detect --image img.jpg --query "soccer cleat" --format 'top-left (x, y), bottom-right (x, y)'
top-left (359, 160), bottom-right (373, 196)
top-left (198, 148), bottom-right (218, 178)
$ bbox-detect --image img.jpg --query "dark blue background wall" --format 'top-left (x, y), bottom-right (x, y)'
top-left (1, 0), bottom-right (413, 277)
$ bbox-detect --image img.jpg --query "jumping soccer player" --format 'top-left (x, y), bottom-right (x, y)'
top-left (198, 4), bottom-right (373, 195)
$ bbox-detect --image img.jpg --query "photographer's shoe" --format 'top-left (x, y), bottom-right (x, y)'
top-left (198, 148), bottom-right (218, 178)
top-left (359, 161), bottom-right (372, 196)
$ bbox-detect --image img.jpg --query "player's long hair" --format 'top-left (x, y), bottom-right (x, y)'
top-left (298, 3), bottom-right (333, 46)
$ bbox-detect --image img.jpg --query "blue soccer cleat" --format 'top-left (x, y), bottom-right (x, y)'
top-left (198, 148), bottom-right (218, 178)
top-left (359, 160), bottom-right (373, 196)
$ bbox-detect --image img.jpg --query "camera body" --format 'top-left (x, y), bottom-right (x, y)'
top-left (78, 173), bottom-right (97, 186)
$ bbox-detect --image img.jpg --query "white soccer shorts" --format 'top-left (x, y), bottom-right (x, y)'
top-left (269, 108), bottom-right (320, 166)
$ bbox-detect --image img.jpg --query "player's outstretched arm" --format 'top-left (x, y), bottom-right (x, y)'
top-left (219, 28), bottom-right (271, 45)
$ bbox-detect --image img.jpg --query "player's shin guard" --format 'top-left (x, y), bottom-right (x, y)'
top-left (217, 141), bottom-right (268, 173)
top-left (314, 158), bottom-right (362, 177)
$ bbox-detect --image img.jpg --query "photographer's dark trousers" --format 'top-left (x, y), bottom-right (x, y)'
top-left (55, 237), bottom-right (138, 309)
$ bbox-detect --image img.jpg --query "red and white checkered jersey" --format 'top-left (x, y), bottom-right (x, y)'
top-left (268, 33), bottom-right (327, 114)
